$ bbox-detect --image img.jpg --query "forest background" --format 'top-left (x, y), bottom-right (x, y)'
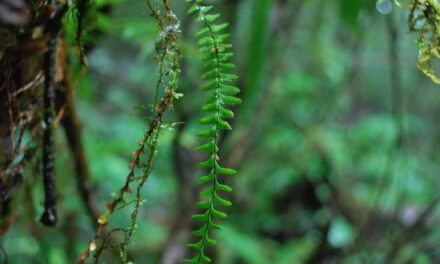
top-left (1, 0), bottom-right (440, 263)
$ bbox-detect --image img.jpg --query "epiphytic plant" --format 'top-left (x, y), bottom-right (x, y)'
top-left (78, 0), bottom-right (182, 262)
top-left (392, 0), bottom-right (440, 83)
top-left (1, 0), bottom-right (240, 262)
top-left (408, 0), bottom-right (440, 83)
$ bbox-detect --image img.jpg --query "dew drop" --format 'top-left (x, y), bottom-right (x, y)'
top-left (89, 241), bottom-right (97, 252)
top-left (376, 0), bottom-right (393, 15)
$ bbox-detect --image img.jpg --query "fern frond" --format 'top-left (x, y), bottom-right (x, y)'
top-left (185, 1), bottom-right (241, 263)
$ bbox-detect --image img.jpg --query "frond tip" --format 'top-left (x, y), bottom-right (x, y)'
top-left (185, 0), bottom-right (241, 263)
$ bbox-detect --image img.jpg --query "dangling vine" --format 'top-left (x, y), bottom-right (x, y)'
top-left (120, 2), bottom-right (181, 260)
top-left (185, 0), bottom-right (241, 263)
top-left (77, 0), bottom-right (181, 263)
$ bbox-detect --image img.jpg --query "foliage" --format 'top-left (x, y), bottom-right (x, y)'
top-left (394, 0), bottom-right (440, 83)
top-left (184, 0), bottom-right (240, 263)
top-left (1, 0), bottom-right (440, 263)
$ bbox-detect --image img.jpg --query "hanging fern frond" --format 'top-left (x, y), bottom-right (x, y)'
top-left (185, 1), bottom-right (241, 263)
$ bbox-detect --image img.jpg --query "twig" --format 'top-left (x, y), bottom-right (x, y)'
top-left (12, 72), bottom-right (44, 97)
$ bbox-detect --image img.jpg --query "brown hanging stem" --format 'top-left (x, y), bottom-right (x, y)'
top-left (77, 89), bottom-right (175, 264)
top-left (40, 1), bottom-right (67, 227)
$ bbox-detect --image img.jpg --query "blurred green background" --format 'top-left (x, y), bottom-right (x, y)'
top-left (3, 0), bottom-right (440, 263)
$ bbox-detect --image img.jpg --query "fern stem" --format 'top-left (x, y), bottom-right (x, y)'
top-left (40, 0), bottom-right (68, 227)
top-left (195, 4), bottom-right (221, 263)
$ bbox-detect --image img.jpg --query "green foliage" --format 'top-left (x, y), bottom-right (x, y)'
top-left (240, 0), bottom-right (271, 121)
top-left (338, 0), bottom-right (367, 27)
top-left (4, 0), bottom-right (440, 263)
top-left (216, 225), bottom-right (320, 264)
top-left (410, 0), bottom-right (440, 83)
top-left (185, 0), bottom-right (241, 263)
top-left (397, 0), bottom-right (440, 83)
top-left (75, 0), bottom-right (98, 64)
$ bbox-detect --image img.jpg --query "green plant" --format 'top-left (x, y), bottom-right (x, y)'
top-left (77, 0), bottom-right (182, 262)
top-left (184, 1), bottom-right (241, 263)
top-left (76, 1), bottom-right (241, 262)
top-left (69, 0), bottom-right (242, 262)
top-left (408, 0), bottom-right (440, 83)
top-left (393, 0), bottom-right (440, 83)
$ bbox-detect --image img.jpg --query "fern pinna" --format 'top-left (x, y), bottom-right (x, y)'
top-left (186, 0), bottom-right (241, 263)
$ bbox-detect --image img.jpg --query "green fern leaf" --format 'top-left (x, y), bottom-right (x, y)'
top-left (185, 1), bottom-right (241, 263)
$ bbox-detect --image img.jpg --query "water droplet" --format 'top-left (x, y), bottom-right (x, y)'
top-left (376, 0), bottom-right (393, 15)
top-left (89, 241), bottom-right (97, 252)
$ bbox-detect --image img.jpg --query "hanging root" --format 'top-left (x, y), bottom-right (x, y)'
top-left (40, 1), bottom-right (68, 227)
